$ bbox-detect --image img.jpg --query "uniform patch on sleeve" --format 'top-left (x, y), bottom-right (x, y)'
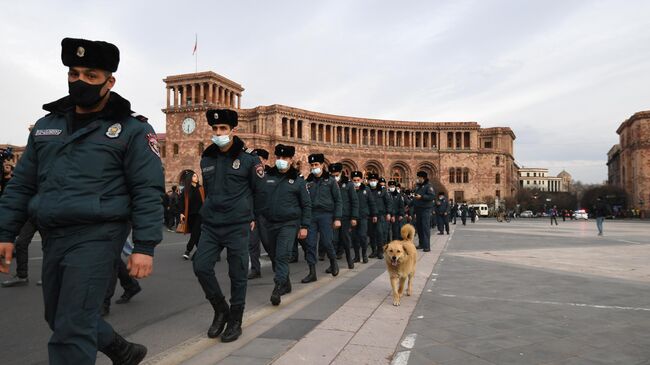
top-left (428, 187), bottom-right (434, 193)
top-left (255, 163), bottom-right (265, 178)
top-left (146, 133), bottom-right (161, 158)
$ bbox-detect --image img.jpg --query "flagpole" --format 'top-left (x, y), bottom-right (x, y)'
top-left (195, 33), bottom-right (198, 73)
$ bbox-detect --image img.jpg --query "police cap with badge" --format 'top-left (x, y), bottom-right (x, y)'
top-left (206, 109), bottom-right (238, 127)
top-left (308, 153), bottom-right (324, 164)
top-left (61, 37), bottom-right (120, 72)
top-left (417, 171), bottom-right (428, 178)
top-left (329, 163), bottom-right (343, 173)
top-left (351, 171), bottom-right (363, 179)
top-left (367, 173), bottom-right (379, 180)
top-left (275, 144), bottom-right (295, 157)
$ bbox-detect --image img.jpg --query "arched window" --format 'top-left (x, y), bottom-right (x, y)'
top-left (173, 143), bottom-right (179, 155)
top-left (456, 168), bottom-right (462, 183)
top-left (281, 117), bottom-right (288, 137)
top-left (463, 168), bottom-right (469, 183)
top-left (449, 168), bottom-right (455, 183)
top-left (495, 173), bottom-right (501, 184)
top-left (496, 156), bottom-right (500, 166)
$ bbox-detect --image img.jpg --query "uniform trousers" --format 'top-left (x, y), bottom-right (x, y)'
top-left (306, 212), bottom-right (335, 265)
top-left (415, 208), bottom-right (432, 249)
top-left (266, 220), bottom-right (298, 284)
top-left (193, 223), bottom-right (250, 306)
top-left (15, 218), bottom-right (38, 278)
top-left (437, 214), bottom-right (449, 233)
top-left (352, 218), bottom-right (369, 252)
top-left (333, 218), bottom-right (353, 255)
top-left (249, 215), bottom-right (273, 274)
top-left (41, 222), bottom-right (129, 365)
top-left (390, 219), bottom-right (403, 241)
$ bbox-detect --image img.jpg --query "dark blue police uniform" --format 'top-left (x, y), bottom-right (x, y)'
top-left (412, 175), bottom-right (436, 250)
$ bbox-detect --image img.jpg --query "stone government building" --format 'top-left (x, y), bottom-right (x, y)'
top-left (160, 71), bottom-right (519, 203)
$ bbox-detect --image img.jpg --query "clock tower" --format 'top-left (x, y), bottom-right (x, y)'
top-left (161, 71), bottom-right (244, 186)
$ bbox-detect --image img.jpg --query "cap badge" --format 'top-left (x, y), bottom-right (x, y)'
top-left (76, 46), bottom-right (85, 58)
top-left (213, 112), bottom-right (219, 120)
top-left (106, 123), bottom-right (122, 138)
top-left (289, 179), bottom-right (295, 184)
top-left (232, 159), bottom-right (240, 170)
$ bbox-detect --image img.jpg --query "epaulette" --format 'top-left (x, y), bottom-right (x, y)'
top-left (130, 112), bottom-right (148, 122)
top-left (244, 147), bottom-right (254, 154)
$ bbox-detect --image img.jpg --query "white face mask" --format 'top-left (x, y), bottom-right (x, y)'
top-left (334, 175), bottom-right (341, 182)
top-left (389, 187), bottom-right (395, 192)
top-left (353, 182), bottom-right (361, 188)
top-left (397, 188), bottom-right (401, 193)
top-left (211, 134), bottom-right (230, 147)
top-left (369, 181), bottom-right (378, 188)
top-left (311, 167), bottom-right (322, 175)
top-left (275, 159), bottom-right (289, 170)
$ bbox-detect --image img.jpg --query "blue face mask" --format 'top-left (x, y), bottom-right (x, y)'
top-left (311, 167), bottom-right (322, 175)
top-left (211, 134), bottom-right (230, 147)
top-left (369, 181), bottom-right (378, 188)
top-left (275, 159), bottom-right (289, 170)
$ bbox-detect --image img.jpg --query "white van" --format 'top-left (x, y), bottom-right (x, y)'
top-left (468, 204), bottom-right (489, 217)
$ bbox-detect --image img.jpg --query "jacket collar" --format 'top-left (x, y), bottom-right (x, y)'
top-left (307, 170), bottom-right (330, 182)
top-left (417, 178), bottom-right (430, 187)
top-left (43, 92), bottom-right (133, 121)
top-left (269, 166), bottom-right (299, 180)
top-left (202, 135), bottom-right (245, 159)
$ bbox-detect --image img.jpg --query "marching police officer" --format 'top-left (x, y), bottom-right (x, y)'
top-left (329, 163), bottom-right (359, 270)
top-left (263, 144), bottom-right (311, 305)
top-left (248, 148), bottom-right (272, 279)
top-left (435, 192), bottom-right (450, 235)
top-left (0, 38), bottom-right (163, 365)
top-left (192, 109), bottom-right (266, 343)
top-left (351, 171), bottom-right (377, 263)
top-left (302, 154), bottom-right (342, 283)
top-left (412, 171), bottom-right (436, 251)
top-left (368, 174), bottom-right (391, 259)
top-left (387, 181), bottom-right (405, 241)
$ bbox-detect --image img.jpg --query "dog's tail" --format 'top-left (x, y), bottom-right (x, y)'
top-left (401, 224), bottom-right (416, 241)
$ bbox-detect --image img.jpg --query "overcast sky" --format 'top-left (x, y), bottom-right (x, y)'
top-left (2, 0), bottom-right (649, 183)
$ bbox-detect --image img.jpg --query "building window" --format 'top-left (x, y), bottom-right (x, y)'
top-left (449, 168), bottom-right (455, 183)
top-left (456, 168), bottom-right (462, 183)
top-left (311, 123), bottom-right (317, 141)
top-left (464, 132), bottom-right (470, 149)
top-left (496, 190), bottom-right (501, 198)
top-left (447, 132), bottom-right (453, 149)
top-left (484, 140), bottom-right (493, 149)
top-left (455, 132), bottom-right (462, 149)
top-left (173, 144), bottom-right (179, 155)
top-left (495, 173), bottom-right (501, 184)
top-left (463, 168), bottom-right (469, 183)
top-left (297, 120), bottom-right (303, 139)
top-left (496, 156), bottom-right (500, 166)
top-left (282, 117), bottom-right (288, 137)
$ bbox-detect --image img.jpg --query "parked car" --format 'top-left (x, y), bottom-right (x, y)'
top-left (574, 209), bottom-right (588, 220)
top-left (520, 210), bottom-right (534, 218)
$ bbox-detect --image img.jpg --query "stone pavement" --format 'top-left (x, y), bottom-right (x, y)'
top-left (393, 219), bottom-right (650, 365)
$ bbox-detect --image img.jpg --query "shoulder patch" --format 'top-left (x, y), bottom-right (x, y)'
top-left (146, 133), bottom-right (161, 158)
top-left (245, 148), bottom-right (254, 154)
top-left (255, 163), bottom-right (265, 178)
top-left (131, 112), bottom-right (148, 123)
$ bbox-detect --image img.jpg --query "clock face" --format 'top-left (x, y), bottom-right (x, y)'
top-left (182, 117), bottom-right (196, 135)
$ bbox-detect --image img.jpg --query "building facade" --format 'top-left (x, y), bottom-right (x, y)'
top-left (161, 71), bottom-right (519, 203)
top-left (607, 144), bottom-right (621, 186)
top-left (614, 111), bottom-right (650, 215)
top-left (518, 167), bottom-right (571, 192)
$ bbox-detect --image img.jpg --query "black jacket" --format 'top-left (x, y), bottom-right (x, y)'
top-left (412, 179), bottom-right (436, 210)
top-left (262, 166), bottom-right (312, 228)
top-left (306, 171), bottom-right (343, 219)
top-left (338, 176), bottom-right (359, 219)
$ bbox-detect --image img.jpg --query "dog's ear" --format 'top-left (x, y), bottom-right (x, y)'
top-left (383, 244), bottom-right (389, 253)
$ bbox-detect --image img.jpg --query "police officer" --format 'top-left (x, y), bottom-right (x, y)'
top-left (192, 109), bottom-right (266, 343)
top-left (329, 163), bottom-right (359, 270)
top-left (435, 192), bottom-right (450, 235)
top-left (368, 174), bottom-right (391, 259)
top-left (387, 181), bottom-right (405, 241)
top-left (263, 144), bottom-right (311, 305)
top-left (351, 171), bottom-right (377, 263)
top-left (412, 171), bottom-right (435, 251)
top-left (0, 38), bottom-right (163, 365)
top-left (302, 154), bottom-right (342, 283)
top-left (248, 148), bottom-right (272, 279)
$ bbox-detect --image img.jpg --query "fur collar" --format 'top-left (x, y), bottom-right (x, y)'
top-left (202, 135), bottom-right (245, 159)
top-left (268, 166), bottom-right (299, 180)
top-left (43, 92), bottom-right (133, 120)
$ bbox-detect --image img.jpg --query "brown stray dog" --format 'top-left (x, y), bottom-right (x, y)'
top-left (384, 224), bottom-right (417, 306)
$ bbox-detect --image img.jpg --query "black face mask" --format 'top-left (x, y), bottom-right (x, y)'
top-left (68, 78), bottom-right (110, 108)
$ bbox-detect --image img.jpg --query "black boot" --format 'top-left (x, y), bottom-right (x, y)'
top-left (116, 285), bottom-right (141, 305)
top-left (353, 248), bottom-right (360, 263)
top-left (301, 264), bottom-right (317, 283)
top-left (344, 247), bottom-right (354, 269)
top-left (207, 296), bottom-right (230, 338)
top-left (100, 332), bottom-right (147, 365)
top-left (328, 257), bottom-right (339, 277)
top-left (376, 247), bottom-right (384, 260)
top-left (362, 247), bottom-right (369, 263)
top-left (270, 282), bottom-right (282, 306)
top-left (282, 278), bottom-right (292, 294)
top-left (221, 305), bottom-right (244, 343)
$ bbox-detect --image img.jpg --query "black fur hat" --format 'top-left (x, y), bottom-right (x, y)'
top-left (206, 109), bottom-right (238, 127)
top-left (308, 153), bottom-right (325, 163)
top-left (61, 38), bottom-right (120, 72)
top-left (274, 144), bottom-right (295, 157)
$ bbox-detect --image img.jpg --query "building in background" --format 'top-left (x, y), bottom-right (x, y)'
top-left (518, 167), bottom-right (571, 192)
top-left (614, 111), bottom-right (650, 216)
top-left (160, 71), bottom-right (519, 203)
top-left (607, 144), bottom-right (622, 186)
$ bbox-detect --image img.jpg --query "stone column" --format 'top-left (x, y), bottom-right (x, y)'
top-left (230, 92), bottom-right (235, 108)
top-left (237, 94), bottom-right (241, 109)
top-left (173, 86), bottom-right (178, 107)
top-left (166, 87), bottom-right (170, 108)
top-left (191, 84), bottom-right (196, 105)
top-left (182, 85), bottom-right (188, 106)
top-left (199, 83), bottom-right (204, 104)
top-left (208, 84), bottom-right (213, 105)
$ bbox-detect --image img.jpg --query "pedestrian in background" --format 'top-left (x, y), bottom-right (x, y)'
top-left (550, 205), bottom-right (559, 226)
top-left (594, 196), bottom-right (612, 236)
top-left (180, 172), bottom-right (205, 260)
